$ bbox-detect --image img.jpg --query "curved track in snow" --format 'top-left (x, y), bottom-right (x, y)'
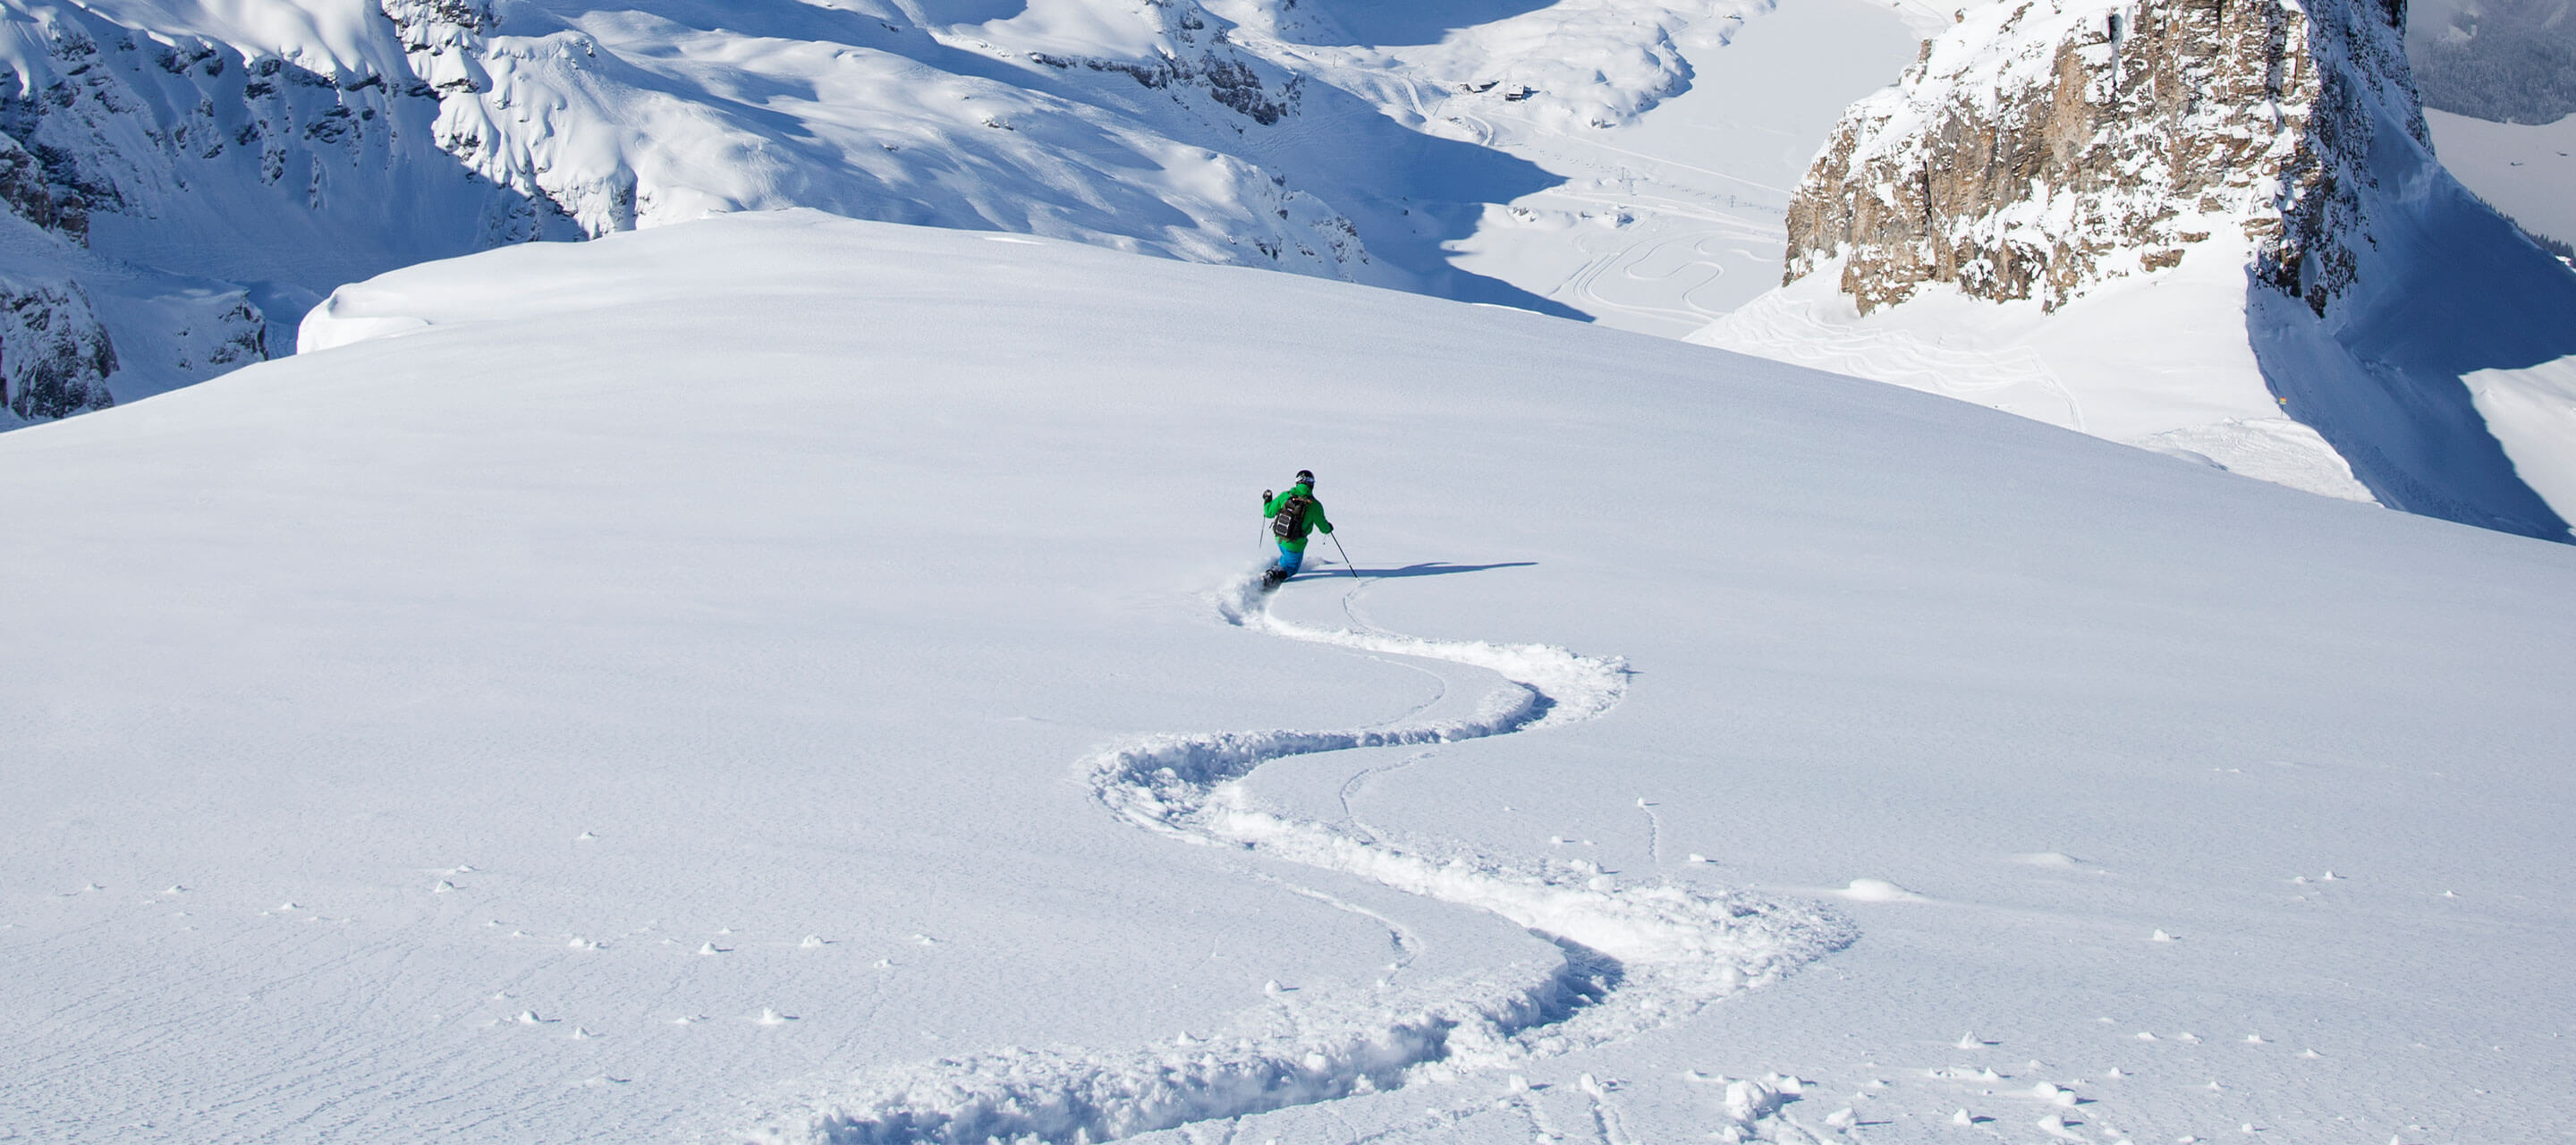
top-left (781, 572), bottom-right (1852, 1145)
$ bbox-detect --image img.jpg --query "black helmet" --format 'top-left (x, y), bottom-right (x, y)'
top-left (1293, 469), bottom-right (1315, 486)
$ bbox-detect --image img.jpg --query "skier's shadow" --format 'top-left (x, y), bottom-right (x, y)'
top-left (1328, 561), bottom-right (1537, 579)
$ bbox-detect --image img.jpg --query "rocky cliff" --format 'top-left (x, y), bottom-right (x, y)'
top-left (1784, 0), bottom-right (2419, 318)
top-left (0, 0), bottom-right (577, 426)
top-left (1756, 0), bottom-right (2576, 542)
top-left (0, 278), bottom-right (113, 419)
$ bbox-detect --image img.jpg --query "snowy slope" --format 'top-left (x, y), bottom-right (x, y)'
top-left (6, 211), bottom-right (2576, 1143)
top-left (1697, 244), bottom-right (2385, 503)
top-left (2425, 108), bottom-right (2576, 250)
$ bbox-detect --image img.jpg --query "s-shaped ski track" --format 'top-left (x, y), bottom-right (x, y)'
top-left (775, 572), bottom-right (1852, 1145)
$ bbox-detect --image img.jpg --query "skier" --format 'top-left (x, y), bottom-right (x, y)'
top-left (1259, 470), bottom-right (1334, 589)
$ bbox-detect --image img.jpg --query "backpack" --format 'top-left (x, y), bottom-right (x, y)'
top-left (1270, 493), bottom-right (1312, 539)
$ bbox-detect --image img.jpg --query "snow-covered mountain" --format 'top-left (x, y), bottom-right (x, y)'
top-left (2406, 0), bottom-right (2576, 126)
top-left (7, 0), bottom-right (2576, 530)
top-left (0, 0), bottom-right (1406, 424)
top-left (2403, 0), bottom-right (2576, 256)
top-left (3, 0), bottom-right (1861, 428)
top-left (0, 0), bottom-right (554, 421)
top-left (8, 209), bottom-right (2576, 1144)
top-left (1699, 0), bottom-right (2576, 540)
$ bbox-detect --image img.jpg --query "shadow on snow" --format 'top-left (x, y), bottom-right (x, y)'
top-left (1292, 561), bottom-right (1538, 581)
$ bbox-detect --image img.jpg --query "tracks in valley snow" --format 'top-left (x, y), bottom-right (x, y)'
top-left (783, 573), bottom-right (1850, 1145)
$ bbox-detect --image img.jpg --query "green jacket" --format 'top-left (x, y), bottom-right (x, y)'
top-left (1262, 482), bottom-right (1333, 550)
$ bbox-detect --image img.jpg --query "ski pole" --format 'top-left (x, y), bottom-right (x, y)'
top-left (1329, 533), bottom-right (1359, 579)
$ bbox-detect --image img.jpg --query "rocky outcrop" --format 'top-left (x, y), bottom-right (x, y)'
top-left (1035, 49), bottom-right (1306, 127)
top-left (1765, 0), bottom-right (2576, 544)
top-left (1, 282), bottom-right (115, 420)
top-left (0, 1), bottom-right (560, 241)
top-left (379, 0), bottom-right (612, 235)
top-left (0, 0), bottom-right (593, 423)
top-left (1784, 0), bottom-right (2421, 316)
top-left (0, 131), bottom-right (88, 241)
top-left (1026, 0), bottom-right (1307, 127)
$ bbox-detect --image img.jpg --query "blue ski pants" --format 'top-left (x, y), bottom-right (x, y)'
top-left (1272, 544), bottom-right (1305, 577)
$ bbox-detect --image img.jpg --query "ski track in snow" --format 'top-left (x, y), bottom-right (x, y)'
top-left (773, 572), bottom-right (1853, 1145)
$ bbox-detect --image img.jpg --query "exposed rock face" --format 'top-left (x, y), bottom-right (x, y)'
top-left (0, 0), bottom-right (592, 423)
top-left (1029, 0), bottom-right (1307, 126)
top-left (0, 132), bottom-right (88, 241)
top-left (1765, 0), bottom-right (2576, 544)
top-left (1784, 0), bottom-right (2422, 316)
top-left (0, 0), bottom-right (574, 248)
top-left (1, 282), bottom-right (115, 420)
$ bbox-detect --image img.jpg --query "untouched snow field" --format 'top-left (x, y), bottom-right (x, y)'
top-left (2425, 109), bottom-right (2576, 250)
top-left (1694, 250), bottom-right (2382, 505)
top-left (6, 212), bottom-right (2576, 1143)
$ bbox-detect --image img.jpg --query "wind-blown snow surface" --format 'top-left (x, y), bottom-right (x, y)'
top-left (8, 212), bottom-right (2576, 1143)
